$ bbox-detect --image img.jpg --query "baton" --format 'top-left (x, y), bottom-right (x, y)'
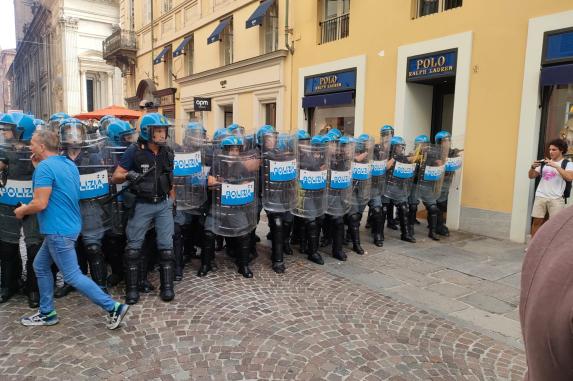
top-left (98, 164), bottom-right (156, 205)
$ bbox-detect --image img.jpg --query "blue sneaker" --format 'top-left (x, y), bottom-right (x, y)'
top-left (107, 303), bottom-right (129, 330)
top-left (21, 311), bottom-right (59, 326)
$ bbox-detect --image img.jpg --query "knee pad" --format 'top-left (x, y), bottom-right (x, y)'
top-left (159, 250), bottom-right (175, 262)
top-left (272, 215), bottom-right (283, 229)
top-left (125, 249), bottom-right (140, 261)
top-left (85, 244), bottom-right (102, 259)
top-left (426, 203), bottom-right (440, 215)
top-left (371, 206), bottom-right (382, 216)
top-left (349, 213), bottom-right (362, 224)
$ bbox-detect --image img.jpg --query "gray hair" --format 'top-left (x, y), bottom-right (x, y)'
top-left (33, 130), bottom-right (60, 152)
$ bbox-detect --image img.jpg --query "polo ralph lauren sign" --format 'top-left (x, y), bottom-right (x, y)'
top-left (407, 49), bottom-right (457, 82)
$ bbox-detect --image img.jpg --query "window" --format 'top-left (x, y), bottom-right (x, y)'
top-left (415, 0), bottom-right (462, 18)
top-left (261, 2), bottom-right (279, 54)
top-left (143, 0), bottom-right (151, 25)
top-left (164, 47), bottom-right (173, 88)
top-left (223, 105), bottom-right (233, 127)
top-left (264, 103), bottom-right (276, 127)
top-left (163, 0), bottom-right (173, 14)
top-left (320, 0), bottom-right (350, 44)
top-left (185, 36), bottom-right (194, 75)
top-left (220, 18), bottom-right (233, 66)
top-left (86, 79), bottom-right (94, 112)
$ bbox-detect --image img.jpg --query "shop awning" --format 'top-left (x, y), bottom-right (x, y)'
top-left (208, 18), bottom-right (232, 44)
top-left (302, 91), bottom-right (354, 108)
top-left (173, 36), bottom-right (192, 57)
top-left (540, 64), bottom-right (573, 86)
top-left (245, 0), bottom-right (275, 28)
top-left (153, 46), bottom-right (170, 65)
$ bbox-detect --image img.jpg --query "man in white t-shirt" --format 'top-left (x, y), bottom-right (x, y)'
top-left (528, 138), bottom-right (573, 236)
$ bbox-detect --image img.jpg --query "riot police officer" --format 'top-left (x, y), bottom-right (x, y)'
top-left (435, 131), bottom-right (462, 236)
top-left (0, 113), bottom-right (42, 307)
top-left (368, 126), bottom-right (393, 247)
top-left (48, 112), bottom-right (71, 132)
top-left (261, 128), bottom-right (297, 273)
top-left (59, 118), bottom-right (111, 293)
top-left (111, 112), bottom-right (176, 304)
top-left (205, 134), bottom-right (259, 278)
top-left (384, 136), bottom-right (416, 243)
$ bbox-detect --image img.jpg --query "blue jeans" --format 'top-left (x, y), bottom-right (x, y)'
top-left (126, 199), bottom-right (174, 250)
top-left (33, 234), bottom-right (116, 315)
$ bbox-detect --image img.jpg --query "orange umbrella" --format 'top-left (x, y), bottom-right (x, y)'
top-left (74, 105), bottom-right (142, 120)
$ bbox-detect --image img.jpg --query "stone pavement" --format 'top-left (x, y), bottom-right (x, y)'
top-left (0, 223), bottom-right (527, 380)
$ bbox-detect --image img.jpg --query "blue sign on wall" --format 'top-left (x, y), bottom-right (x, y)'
top-left (407, 49), bottom-right (457, 82)
top-left (543, 28), bottom-right (573, 66)
top-left (304, 69), bottom-right (357, 95)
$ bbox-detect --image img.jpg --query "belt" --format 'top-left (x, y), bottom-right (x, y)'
top-left (136, 195), bottom-right (167, 204)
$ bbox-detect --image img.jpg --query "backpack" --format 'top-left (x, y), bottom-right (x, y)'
top-left (539, 159), bottom-right (572, 201)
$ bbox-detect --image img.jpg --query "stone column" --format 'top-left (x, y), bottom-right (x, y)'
top-left (60, 17), bottom-right (81, 115)
top-left (107, 72), bottom-right (114, 106)
top-left (80, 70), bottom-right (87, 112)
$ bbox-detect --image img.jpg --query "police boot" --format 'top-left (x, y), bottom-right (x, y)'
top-left (237, 236), bottom-right (254, 278)
top-left (182, 223), bottom-right (197, 261)
top-left (85, 244), bottom-right (108, 293)
top-left (173, 224), bottom-right (184, 281)
top-left (305, 220), bottom-right (324, 265)
top-left (371, 206), bottom-right (385, 247)
top-left (387, 203), bottom-right (398, 230)
top-left (408, 203), bottom-right (418, 239)
top-left (215, 235), bottom-right (225, 251)
top-left (320, 215), bottom-right (332, 248)
top-left (0, 242), bottom-right (20, 303)
top-left (282, 219), bottom-right (293, 255)
top-left (104, 234), bottom-right (125, 287)
top-left (398, 203), bottom-right (416, 243)
top-left (332, 218), bottom-right (347, 261)
top-left (25, 244), bottom-right (41, 308)
top-left (436, 201), bottom-right (450, 236)
top-left (427, 204), bottom-right (441, 241)
top-left (249, 230), bottom-right (258, 262)
top-left (344, 216), bottom-right (352, 245)
top-left (198, 231), bottom-right (215, 277)
top-left (269, 215), bottom-right (285, 274)
top-left (159, 250), bottom-right (175, 301)
top-left (124, 249), bottom-right (140, 305)
top-left (348, 214), bottom-right (364, 255)
top-left (138, 251), bottom-right (155, 293)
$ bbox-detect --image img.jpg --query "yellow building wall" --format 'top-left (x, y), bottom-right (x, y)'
top-left (291, 0), bottom-right (573, 214)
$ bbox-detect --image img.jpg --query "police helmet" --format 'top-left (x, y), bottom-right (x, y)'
top-left (139, 112), bottom-right (171, 143)
top-left (297, 130), bottom-right (310, 140)
top-left (390, 136), bottom-right (405, 146)
top-left (256, 125), bottom-right (275, 146)
top-left (213, 128), bottom-right (228, 141)
top-left (310, 135), bottom-right (324, 145)
top-left (414, 135), bottom-right (430, 144)
top-left (107, 120), bottom-right (137, 146)
top-left (328, 128), bottom-right (342, 138)
top-left (16, 114), bottom-right (37, 142)
top-left (220, 135), bottom-right (244, 149)
top-left (59, 118), bottom-right (88, 148)
top-left (435, 131), bottom-right (451, 143)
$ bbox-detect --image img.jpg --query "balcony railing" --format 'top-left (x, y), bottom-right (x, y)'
top-left (319, 13), bottom-right (350, 44)
top-left (102, 29), bottom-right (137, 59)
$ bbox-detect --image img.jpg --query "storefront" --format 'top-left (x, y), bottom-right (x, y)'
top-left (302, 68), bottom-right (356, 136)
top-left (537, 27), bottom-right (573, 159)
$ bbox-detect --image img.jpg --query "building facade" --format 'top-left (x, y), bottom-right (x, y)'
top-left (288, 0), bottom-right (573, 243)
top-left (104, 0), bottom-right (293, 137)
top-left (0, 49), bottom-right (16, 113)
top-left (10, 0), bottom-right (123, 119)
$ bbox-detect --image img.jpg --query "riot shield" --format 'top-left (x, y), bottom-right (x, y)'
top-left (371, 130), bottom-right (392, 198)
top-left (385, 143), bottom-right (416, 203)
top-left (292, 141), bottom-right (329, 219)
top-left (326, 139), bottom-right (353, 216)
top-left (440, 149), bottom-right (463, 201)
top-left (417, 144), bottom-right (447, 203)
top-left (351, 136), bottom-right (374, 206)
top-left (173, 128), bottom-right (207, 210)
top-left (0, 145), bottom-right (34, 243)
top-left (104, 143), bottom-right (130, 235)
top-left (262, 132), bottom-right (298, 212)
top-left (210, 138), bottom-right (259, 237)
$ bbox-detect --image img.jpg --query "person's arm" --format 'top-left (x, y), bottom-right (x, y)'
top-left (112, 145), bottom-right (135, 184)
top-left (546, 160), bottom-right (573, 182)
top-left (112, 165), bottom-right (129, 184)
top-left (529, 161), bottom-right (541, 179)
top-left (14, 187), bottom-right (52, 219)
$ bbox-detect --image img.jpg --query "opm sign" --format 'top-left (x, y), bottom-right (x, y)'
top-left (193, 97), bottom-right (211, 111)
top-left (407, 49), bottom-right (457, 82)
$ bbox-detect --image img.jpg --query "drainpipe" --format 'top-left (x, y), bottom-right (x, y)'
top-left (285, 0), bottom-right (294, 54)
top-left (151, 0), bottom-right (155, 84)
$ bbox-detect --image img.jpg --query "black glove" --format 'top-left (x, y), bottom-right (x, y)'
top-left (126, 171), bottom-right (141, 183)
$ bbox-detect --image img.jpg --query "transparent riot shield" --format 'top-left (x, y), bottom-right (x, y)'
top-left (292, 142), bottom-right (329, 219)
top-left (326, 139), bottom-right (353, 216)
top-left (211, 140), bottom-right (259, 237)
top-left (262, 132), bottom-right (298, 212)
top-left (417, 144), bottom-right (447, 203)
top-left (104, 143), bottom-right (130, 235)
top-left (439, 149), bottom-right (463, 201)
top-left (371, 130), bottom-right (392, 198)
top-left (351, 136), bottom-right (374, 206)
top-left (173, 129), bottom-right (206, 210)
top-left (0, 145), bottom-right (34, 243)
top-left (385, 144), bottom-right (416, 203)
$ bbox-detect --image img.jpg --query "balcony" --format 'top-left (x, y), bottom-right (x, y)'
top-left (319, 14), bottom-right (349, 45)
top-left (102, 29), bottom-right (137, 75)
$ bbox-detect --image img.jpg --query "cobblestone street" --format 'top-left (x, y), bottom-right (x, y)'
top-left (0, 225), bottom-right (527, 380)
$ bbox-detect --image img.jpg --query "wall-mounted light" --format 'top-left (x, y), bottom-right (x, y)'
top-left (220, 80), bottom-right (227, 88)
